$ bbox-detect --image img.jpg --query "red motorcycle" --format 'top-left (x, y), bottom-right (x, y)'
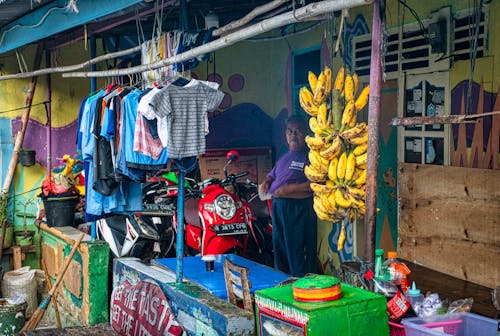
top-left (142, 151), bottom-right (273, 268)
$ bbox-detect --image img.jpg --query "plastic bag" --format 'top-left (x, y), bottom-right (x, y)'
top-left (1, 266), bottom-right (38, 318)
top-left (447, 297), bottom-right (474, 313)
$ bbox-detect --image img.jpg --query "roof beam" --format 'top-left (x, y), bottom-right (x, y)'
top-left (0, 0), bottom-right (145, 54)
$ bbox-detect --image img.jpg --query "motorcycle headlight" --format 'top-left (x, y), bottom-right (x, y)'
top-left (214, 194), bottom-right (236, 220)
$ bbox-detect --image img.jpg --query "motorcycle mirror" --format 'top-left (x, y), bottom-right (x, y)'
top-left (226, 150), bottom-right (240, 163)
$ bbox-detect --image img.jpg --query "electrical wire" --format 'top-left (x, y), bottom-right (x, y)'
top-left (0, 101), bottom-right (50, 114)
top-left (397, 0), bottom-right (426, 37)
top-left (0, 2), bottom-right (77, 48)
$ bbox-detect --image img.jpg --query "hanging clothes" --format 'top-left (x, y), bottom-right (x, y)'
top-left (147, 80), bottom-right (224, 158)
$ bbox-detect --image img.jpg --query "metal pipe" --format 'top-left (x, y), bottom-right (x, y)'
top-left (363, 0), bottom-right (382, 266)
top-left (175, 169), bottom-right (185, 284)
top-left (90, 36), bottom-right (97, 93)
top-left (45, 49), bottom-right (52, 175)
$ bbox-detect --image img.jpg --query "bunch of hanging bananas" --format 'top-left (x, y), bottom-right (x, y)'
top-left (300, 66), bottom-right (370, 250)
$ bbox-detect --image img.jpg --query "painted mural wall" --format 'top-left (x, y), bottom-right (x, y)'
top-left (1, 0), bottom-right (498, 273)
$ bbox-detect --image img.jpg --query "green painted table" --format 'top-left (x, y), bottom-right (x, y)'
top-left (255, 282), bottom-right (389, 336)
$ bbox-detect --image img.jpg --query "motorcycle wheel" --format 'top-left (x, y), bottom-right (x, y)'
top-left (245, 220), bottom-right (274, 267)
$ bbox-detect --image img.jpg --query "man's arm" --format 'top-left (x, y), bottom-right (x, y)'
top-left (273, 181), bottom-right (312, 199)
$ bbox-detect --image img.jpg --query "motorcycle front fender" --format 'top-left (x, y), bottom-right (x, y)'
top-left (204, 236), bottom-right (243, 255)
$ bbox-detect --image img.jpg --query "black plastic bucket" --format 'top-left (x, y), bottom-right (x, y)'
top-left (43, 196), bottom-right (79, 227)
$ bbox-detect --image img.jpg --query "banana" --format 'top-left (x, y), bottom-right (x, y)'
top-left (324, 66), bottom-right (332, 95)
top-left (309, 150), bottom-right (329, 172)
top-left (353, 143), bottom-right (368, 156)
top-left (349, 132), bottom-right (368, 146)
top-left (337, 222), bottom-right (346, 251)
top-left (327, 157), bottom-right (339, 181)
top-left (308, 71), bottom-right (318, 92)
top-left (305, 134), bottom-right (330, 150)
top-left (321, 192), bottom-right (336, 213)
top-left (319, 136), bottom-right (342, 159)
top-left (304, 165), bottom-right (327, 182)
top-left (313, 198), bottom-right (331, 220)
top-left (334, 189), bottom-right (352, 209)
top-left (310, 182), bottom-right (331, 194)
top-left (348, 108), bottom-right (358, 128)
top-left (309, 117), bottom-right (328, 135)
top-left (344, 152), bottom-right (356, 181)
top-left (355, 85), bottom-right (370, 111)
top-left (333, 67), bottom-right (345, 91)
top-left (345, 74), bottom-right (355, 102)
top-left (341, 101), bottom-right (356, 129)
top-left (355, 152), bottom-right (367, 166)
top-left (326, 191), bottom-right (337, 210)
top-left (337, 152), bottom-right (347, 181)
top-left (353, 169), bottom-right (366, 186)
top-left (299, 87), bottom-right (319, 116)
top-left (317, 103), bottom-right (328, 128)
top-left (313, 71), bottom-right (327, 105)
top-left (347, 185), bottom-right (366, 200)
top-left (352, 73), bottom-right (359, 97)
top-left (340, 122), bottom-right (367, 141)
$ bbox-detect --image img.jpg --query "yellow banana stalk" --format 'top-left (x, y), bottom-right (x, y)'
top-left (344, 152), bottom-right (356, 181)
top-left (337, 222), bottom-right (346, 251)
top-left (355, 152), bottom-right (367, 166)
top-left (299, 87), bottom-right (319, 116)
top-left (355, 85), bottom-right (370, 111)
top-left (327, 157), bottom-right (339, 181)
top-left (334, 189), bottom-right (352, 209)
top-left (313, 71), bottom-right (327, 105)
top-left (333, 67), bottom-right (345, 91)
top-left (337, 152), bottom-right (347, 181)
top-left (308, 71), bottom-right (318, 92)
top-left (353, 143), bottom-right (368, 156)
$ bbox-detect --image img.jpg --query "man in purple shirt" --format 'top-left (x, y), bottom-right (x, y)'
top-left (260, 116), bottom-right (317, 277)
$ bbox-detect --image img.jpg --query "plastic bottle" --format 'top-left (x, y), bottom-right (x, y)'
top-left (406, 281), bottom-right (424, 316)
top-left (374, 248), bottom-right (389, 280)
top-left (365, 269), bottom-right (413, 322)
top-left (384, 251), bottom-right (410, 292)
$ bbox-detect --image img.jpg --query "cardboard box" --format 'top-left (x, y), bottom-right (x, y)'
top-left (199, 147), bottom-right (273, 184)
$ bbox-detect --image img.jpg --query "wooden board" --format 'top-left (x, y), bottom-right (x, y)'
top-left (398, 163), bottom-right (500, 289)
top-left (63, 260), bottom-right (82, 298)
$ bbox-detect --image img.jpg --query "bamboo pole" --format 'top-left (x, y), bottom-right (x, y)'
top-left (1, 44), bottom-right (43, 195)
top-left (0, 45), bottom-right (141, 81)
top-left (63, 0), bottom-right (373, 78)
top-left (390, 110), bottom-right (500, 126)
top-left (364, 0), bottom-right (382, 266)
top-left (213, 0), bottom-right (289, 36)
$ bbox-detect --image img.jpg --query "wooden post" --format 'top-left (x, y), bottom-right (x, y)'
top-left (1, 44), bottom-right (43, 195)
top-left (364, 0), bottom-right (382, 266)
top-left (12, 246), bottom-right (23, 269)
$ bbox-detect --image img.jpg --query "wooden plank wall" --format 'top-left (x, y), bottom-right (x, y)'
top-left (398, 163), bottom-right (500, 289)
